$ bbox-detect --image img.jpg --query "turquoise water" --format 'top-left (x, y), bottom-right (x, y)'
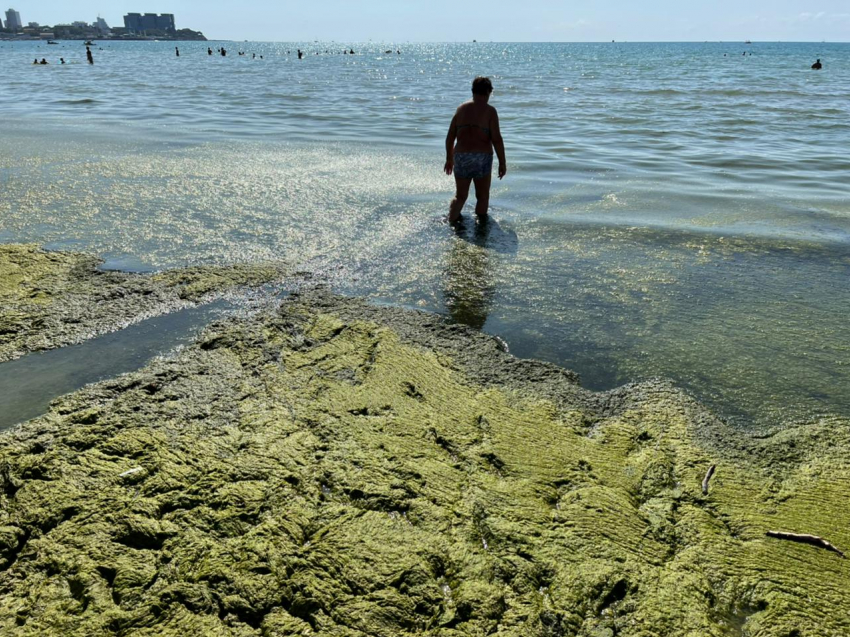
top-left (1, 41), bottom-right (849, 426)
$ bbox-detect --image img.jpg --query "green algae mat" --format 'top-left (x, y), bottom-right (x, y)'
top-left (1, 253), bottom-right (850, 636)
top-left (0, 244), bottom-right (286, 363)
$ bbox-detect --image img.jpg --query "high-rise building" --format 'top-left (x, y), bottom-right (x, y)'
top-left (4, 8), bottom-right (22, 30)
top-left (94, 16), bottom-right (110, 35)
top-left (123, 13), bottom-right (140, 31)
top-left (159, 14), bottom-right (175, 31)
top-left (123, 12), bottom-right (175, 33)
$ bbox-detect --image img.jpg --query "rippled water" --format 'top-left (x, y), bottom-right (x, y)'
top-left (1, 40), bottom-right (849, 426)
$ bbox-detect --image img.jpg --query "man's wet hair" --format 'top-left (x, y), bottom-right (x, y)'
top-left (472, 77), bottom-right (493, 96)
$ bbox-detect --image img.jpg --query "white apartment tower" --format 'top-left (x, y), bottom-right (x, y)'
top-left (95, 16), bottom-right (110, 34)
top-left (5, 8), bottom-right (22, 30)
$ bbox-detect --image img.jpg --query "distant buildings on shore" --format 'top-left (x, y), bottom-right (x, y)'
top-left (123, 13), bottom-right (175, 34)
top-left (4, 8), bottom-right (22, 30)
top-left (94, 17), bottom-right (110, 35)
top-left (0, 8), bottom-right (205, 40)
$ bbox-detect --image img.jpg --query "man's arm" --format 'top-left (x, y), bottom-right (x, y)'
top-left (491, 109), bottom-right (507, 179)
top-left (444, 114), bottom-right (457, 175)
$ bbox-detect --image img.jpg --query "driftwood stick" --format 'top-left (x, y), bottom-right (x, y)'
top-left (766, 531), bottom-right (846, 558)
top-left (701, 464), bottom-right (716, 495)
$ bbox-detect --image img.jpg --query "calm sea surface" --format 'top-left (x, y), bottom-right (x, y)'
top-left (1, 40), bottom-right (849, 427)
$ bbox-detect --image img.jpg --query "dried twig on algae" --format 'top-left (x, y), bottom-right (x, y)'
top-left (701, 464), bottom-right (716, 495)
top-left (766, 531), bottom-right (846, 559)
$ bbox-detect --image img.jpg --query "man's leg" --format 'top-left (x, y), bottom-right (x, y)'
top-left (449, 177), bottom-right (472, 224)
top-left (473, 175), bottom-right (491, 219)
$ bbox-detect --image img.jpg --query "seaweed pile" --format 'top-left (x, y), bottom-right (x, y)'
top-left (1, 246), bottom-right (849, 636)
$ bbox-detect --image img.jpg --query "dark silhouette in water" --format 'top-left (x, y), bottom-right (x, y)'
top-left (175, 47), bottom-right (180, 57)
top-left (812, 59), bottom-right (822, 70)
top-left (86, 46), bottom-right (93, 65)
top-left (208, 47), bottom-right (213, 56)
top-left (444, 76), bottom-right (507, 224)
top-left (444, 219), bottom-right (496, 330)
top-left (297, 49), bottom-right (303, 59)
top-left (32, 58), bottom-right (38, 64)
top-left (40, 58), bottom-right (48, 65)
top-left (442, 216), bottom-right (517, 331)
top-left (60, 58), bottom-right (65, 64)
top-left (221, 48), bottom-right (227, 57)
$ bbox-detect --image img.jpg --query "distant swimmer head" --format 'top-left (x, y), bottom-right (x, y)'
top-left (472, 76), bottom-right (494, 99)
top-left (60, 58), bottom-right (65, 64)
top-left (812, 58), bottom-right (822, 69)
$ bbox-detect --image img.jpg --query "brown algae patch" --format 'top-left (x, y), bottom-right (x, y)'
top-left (1, 288), bottom-right (849, 635)
top-left (0, 244), bottom-right (287, 363)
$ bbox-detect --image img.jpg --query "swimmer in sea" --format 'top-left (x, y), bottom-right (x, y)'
top-left (40, 58), bottom-right (48, 64)
top-left (444, 76), bottom-right (507, 224)
top-left (60, 58), bottom-right (65, 64)
top-left (208, 47), bottom-right (213, 55)
top-left (812, 58), bottom-right (822, 69)
top-left (175, 47), bottom-right (180, 57)
top-left (86, 46), bottom-right (93, 64)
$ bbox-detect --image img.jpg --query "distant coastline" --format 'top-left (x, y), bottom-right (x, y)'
top-left (0, 31), bottom-right (207, 42)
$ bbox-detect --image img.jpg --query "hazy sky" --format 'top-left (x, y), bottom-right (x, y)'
top-left (14, 1), bottom-right (850, 42)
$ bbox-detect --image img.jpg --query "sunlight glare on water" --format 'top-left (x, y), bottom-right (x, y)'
top-left (1, 41), bottom-right (849, 427)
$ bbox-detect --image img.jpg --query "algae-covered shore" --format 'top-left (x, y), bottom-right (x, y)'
top-left (1, 246), bottom-right (850, 636)
top-left (0, 244), bottom-right (287, 364)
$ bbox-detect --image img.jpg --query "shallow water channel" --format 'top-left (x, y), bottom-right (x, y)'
top-left (0, 301), bottom-right (232, 431)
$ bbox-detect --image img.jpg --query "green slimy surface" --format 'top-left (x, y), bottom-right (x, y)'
top-left (1, 284), bottom-right (849, 636)
top-left (0, 244), bottom-right (287, 363)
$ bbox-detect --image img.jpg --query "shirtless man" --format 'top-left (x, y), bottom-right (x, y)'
top-left (444, 77), bottom-right (507, 224)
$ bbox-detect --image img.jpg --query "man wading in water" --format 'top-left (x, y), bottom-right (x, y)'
top-left (444, 76), bottom-right (507, 224)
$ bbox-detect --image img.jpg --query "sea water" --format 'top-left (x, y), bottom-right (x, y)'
top-left (1, 40), bottom-right (849, 427)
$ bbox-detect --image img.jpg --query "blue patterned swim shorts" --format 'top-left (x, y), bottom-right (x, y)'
top-left (453, 152), bottom-right (494, 179)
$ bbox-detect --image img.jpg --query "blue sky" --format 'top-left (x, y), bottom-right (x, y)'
top-left (14, 0), bottom-right (850, 41)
